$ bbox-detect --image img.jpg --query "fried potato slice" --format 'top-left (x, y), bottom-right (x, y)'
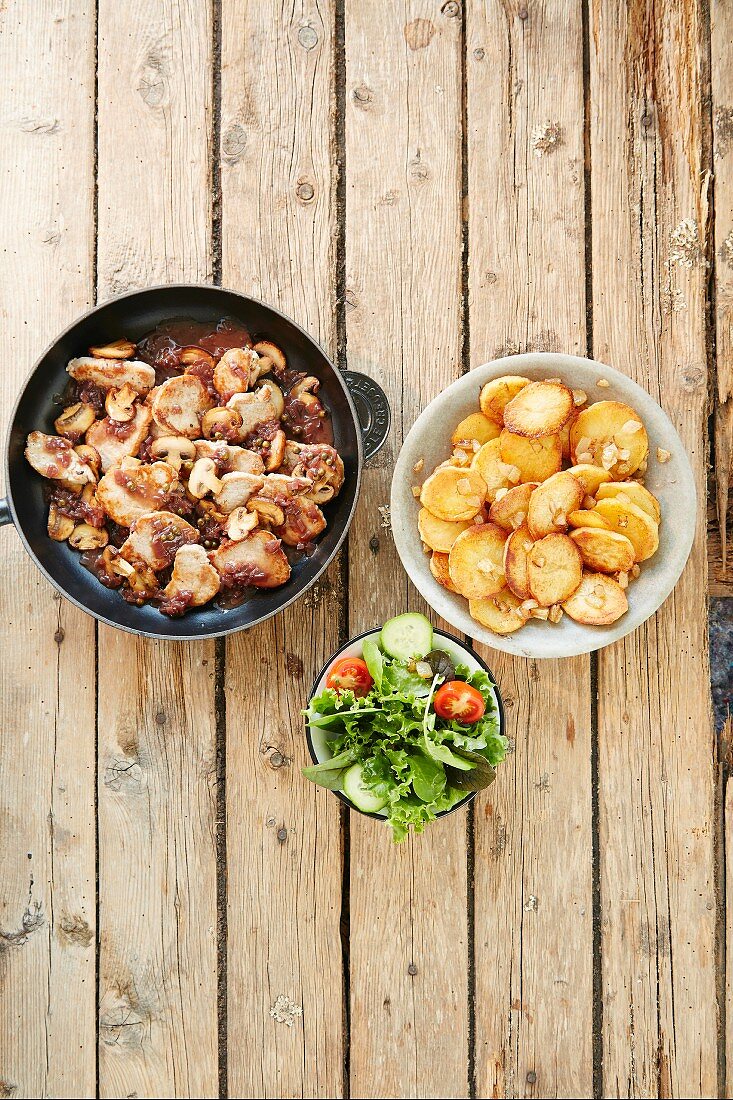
top-left (448, 522), bottom-right (506, 599)
top-left (569, 527), bottom-right (635, 573)
top-left (469, 589), bottom-right (526, 634)
top-left (451, 411), bottom-right (501, 447)
top-left (527, 533), bottom-right (583, 607)
top-left (479, 375), bottom-right (531, 424)
top-left (503, 523), bottom-right (534, 600)
top-left (526, 471), bottom-right (583, 539)
top-left (567, 509), bottom-right (610, 530)
top-left (503, 381), bottom-right (574, 438)
top-left (469, 438), bottom-right (519, 502)
top-left (420, 466), bottom-right (486, 521)
top-left (594, 497), bottom-right (659, 562)
top-left (488, 482), bottom-right (537, 532)
top-left (569, 400), bottom-right (649, 477)
top-left (499, 429), bottom-right (563, 482)
top-left (430, 551), bottom-right (459, 593)
top-left (566, 463), bottom-right (612, 496)
top-left (562, 572), bottom-right (628, 625)
top-left (418, 507), bottom-right (473, 552)
top-left (595, 481), bottom-right (661, 524)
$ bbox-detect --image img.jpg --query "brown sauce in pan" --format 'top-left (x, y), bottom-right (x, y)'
top-left (137, 317), bottom-right (253, 383)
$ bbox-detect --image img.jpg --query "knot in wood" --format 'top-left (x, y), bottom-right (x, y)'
top-left (296, 181), bottom-right (315, 202)
top-left (298, 25), bottom-right (318, 50)
top-left (441, 1), bottom-right (460, 17)
top-left (222, 123), bottom-right (247, 164)
top-left (526, 1071), bottom-right (537, 1084)
top-left (352, 84), bottom-right (373, 108)
top-left (277, 827), bottom-right (288, 842)
top-left (53, 627), bottom-right (65, 644)
top-left (407, 962), bottom-right (418, 975)
top-left (473, 47), bottom-right (485, 61)
top-left (369, 535), bottom-right (380, 553)
top-left (518, 6), bottom-right (529, 19)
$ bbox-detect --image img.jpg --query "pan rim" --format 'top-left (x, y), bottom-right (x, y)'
top-left (3, 282), bottom-right (364, 641)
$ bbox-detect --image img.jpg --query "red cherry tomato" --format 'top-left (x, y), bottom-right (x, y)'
top-left (326, 656), bottom-right (374, 697)
top-left (433, 681), bottom-right (486, 723)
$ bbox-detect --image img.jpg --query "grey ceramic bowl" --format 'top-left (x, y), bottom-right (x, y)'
top-left (391, 352), bottom-right (697, 659)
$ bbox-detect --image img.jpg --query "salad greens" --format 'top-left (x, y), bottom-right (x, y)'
top-left (303, 617), bottom-right (507, 842)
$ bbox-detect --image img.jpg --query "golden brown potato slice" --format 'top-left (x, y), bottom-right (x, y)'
top-left (469, 438), bottom-right (519, 502)
top-left (595, 481), bottom-right (661, 524)
top-left (527, 533), bottom-right (583, 606)
top-left (526, 471), bottom-right (583, 539)
top-left (469, 589), bottom-right (526, 634)
top-left (562, 572), bottom-right (628, 625)
top-left (502, 524), bottom-right (534, 600)
top-left (429, 551), bottom-right (459, 593)
top-left (478, 375), bottom-right (531, 424)
top-left (566, 463), bottom-right (612, 496)
top-left (420, 466), bottom-right (486, 521)
top-left (418, 507), bottom-right (473, 552)
top-left (503, 381), bottom-right (574, 438)
top-left (451, 411), bottom-right (501, 447)
top-left (448, 522), bottom-right (506, 599)
top-left (488, 482), bottom-right (538, 532)
top-left (567, 508), bottom-right (610, 530)
top-left (569, 400), bottom-right (649, 477)
top-left (569, 527), bottom-right (635, 573)
top-left (594, 497), bottom-right (659, 561)
top-left (499, 429), bottom-right (563, 483)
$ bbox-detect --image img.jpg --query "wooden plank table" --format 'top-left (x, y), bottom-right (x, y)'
top-left (0, 2), bottom-right (728, 1097)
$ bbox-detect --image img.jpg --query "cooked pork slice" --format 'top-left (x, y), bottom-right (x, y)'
top-left (213, 347), bottom-right (259, 402)
top-left (25, 431), bottom-right (96, 484)
top-left (120, 511), bottom-right (199, 571)
top-left (193, 440), bottom-right (265, 475)
top-left (67, 356), bottom-right (155, 393)
top-left (160, 544), bottom-right (221, 614)
top-left (151, 375), bottom-right (212, 438)
top-left (213, 471), bottom-right (265, 513)
top-left (96, 459), bottom-right (176, 527)
top-left (281, 441), bottom-right (345, 499)
top-left (86, 403), bottom-right (152, 472)
top-left (209, 529), bottom-right (290, 589)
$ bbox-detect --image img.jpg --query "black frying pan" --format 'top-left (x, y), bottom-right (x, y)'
top-left (0, 284), bottom-right (389, 640)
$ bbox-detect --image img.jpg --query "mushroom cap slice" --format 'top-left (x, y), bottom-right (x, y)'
top-left (151, 375), bottom-right (212, 438)
top-left (67, 355), bottom-right (155, 393)
top-left (210, 529), bottom-right (291, 589)
top-left (86, 403), bottom-right (153, 472)
top-left (214, 471), bottom-right (265, 513)
top-left (162, 544), bottom-right (221, 609)
top-left (25, 431), bottom-right (96, 483)
top-left (96, 460), bottom-right (177, 527)
top-left (120, 511), bottom-right (199, 571)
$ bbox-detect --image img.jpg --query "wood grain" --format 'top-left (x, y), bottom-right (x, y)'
top-left (589, 1), bottom-right (717, 1094)
top-left (0, 3), bottom-right (97, 1097)
top-left (96, 2), bottom-right (218, 1096)
top-left (712, 0), bottom-right (733, 591)
top-left (219, 2), bottom-right (345, 1095)
top-left (465, 3), bottom-right (593, 1096)
top-left (344, 4), bottom-right (469, 1097)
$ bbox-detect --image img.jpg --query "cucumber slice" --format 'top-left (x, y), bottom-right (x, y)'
top-left (361, 637), bottom-right (384, 690)
top-left (342, 763), bottom-right (387, 813)
top-left (380, 613), bottom-right (433, 662)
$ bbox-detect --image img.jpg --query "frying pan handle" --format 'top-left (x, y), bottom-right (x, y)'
top-left (343, 371), bottom-right (390, 461)
top-left (0, 498), bottom-right (12, 528)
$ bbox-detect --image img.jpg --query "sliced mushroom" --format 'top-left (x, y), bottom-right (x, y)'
top-left (25, 431), bottom-right (96, 483)
top-left (89, 338), bottom-right (136, 360)
top-left (209, 529), bottom-right (291, 589)
top-left (86, 403), bottom-right (153, 472)
top-left (161, 544), bottom-right (221, 610)
top-left (214, 471), bottom-right (265, 513)
top-left (309, 482), bottom-right (335, 504)
top-left (47, 503), bottom-right (75, 541)
top-left (150, 436), bottom-right (197, 471)
top-left (247, 496), bottom-right (285, 528)
top-left (179, 346), bottom-right (216, 367)
top-left (67, 355), bottom-right (155, 393)
top-left (151, 374), bottom-right (212, 438)
top-left (105, 382), bottom-right (138, 422)
top-left (201, 406), bottom-right (244, 442)
top-left (96, 460), bottom-right (177, 527)
top-left (69, 523), bottom-right (109, 550)
top-left (75, 443), bottom-right (101, 477)
top-left (225, 507), bottom-right (259, 541)
top-left (213, 347), bottom-right (259, 401)
top-left (252, 339), bottom-right (287, 379)
top-left (226, 385), bottom-right (281, 436)
top-left (188, 457), bottom-right (224, 499)
top-left (289, 375), bottom-right (320, 399)
top-left (264, 429), bottom-right (286, 472)
top-left (120, 511), bottom-right (199, 571)
top-left (54, 402), bottom-right (96, 440)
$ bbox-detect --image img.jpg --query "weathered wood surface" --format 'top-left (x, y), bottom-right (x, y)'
top-left (96, 2), bottom-right (219, 1097)
top-left (465, 3), bottom-right (593, 1096)
top-left (220, 1), bottom-right (345, 1096)
top-left (0, 3), bottom-right (97, 1098)
top-left (0, 1), bottom-right (726, 1098)
top-left (589, 1), bottom-right (717, 1095)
